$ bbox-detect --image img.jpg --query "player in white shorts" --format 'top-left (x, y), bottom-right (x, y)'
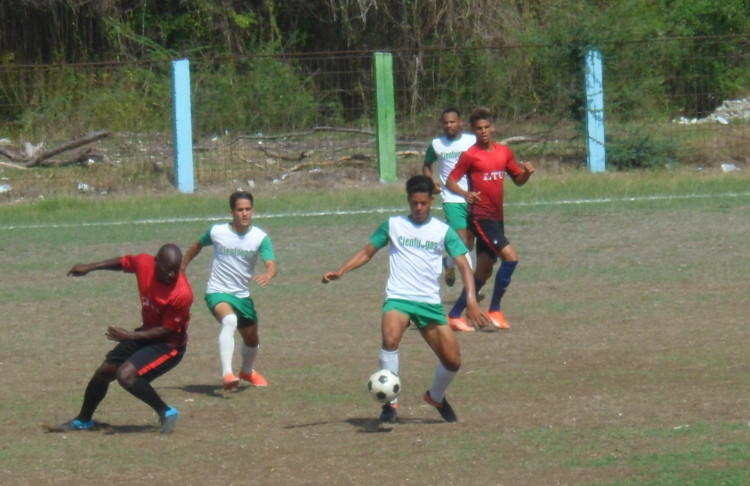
top-left (181, 190), bottom-right (277, 391)
top-left (322, 175), bottom-right (487, 423)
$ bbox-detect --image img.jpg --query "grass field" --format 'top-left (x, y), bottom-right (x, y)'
top-left (1, 167), bottom-right (750, 485)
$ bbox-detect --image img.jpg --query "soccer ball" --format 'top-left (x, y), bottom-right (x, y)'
top-left (367, 369), bottom-right (401, 403)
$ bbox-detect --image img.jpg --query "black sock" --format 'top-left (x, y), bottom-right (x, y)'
top-left (125, 377), bottom-right (168, 415)
top-left (77, 378), bottom-right (110, 422)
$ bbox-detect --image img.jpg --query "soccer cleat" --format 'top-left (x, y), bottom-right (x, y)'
top-left (59, 418), bottom-right (94, 431)
top-left (379, 402), bottom-right (398, 424)
top-left (222, 373), bottom-right (240, 390)
top-left (159, 406), bottom-right (179, 434)
top-left (239, 370), bottom-right (269, 387)
top-left (484, 310), bottom-right (510, 330)
top-left (448, 316), bottom-right (475, 332)
top-left (423, 391), bottom-right (457, 423)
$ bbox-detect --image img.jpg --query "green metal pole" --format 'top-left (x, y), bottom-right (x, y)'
top-left (373, 52), bottom-right (397, 183)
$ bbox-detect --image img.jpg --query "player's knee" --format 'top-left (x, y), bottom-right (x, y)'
top-left (501, 246), bottom-right (519, 262)
top-left (115, 364), bottom-right (138, 388)
top-left (443, 357), bottom-right (461, 372)
top-left (93, 363), bottom-right (117, 383)
top-left (382, 340), bottom-right (399, 351)
top-left (476, 266), bottom-right (493, 281)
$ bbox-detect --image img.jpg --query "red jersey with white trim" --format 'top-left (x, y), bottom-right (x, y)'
top-left (448, 142), bottom-right (524, 221)
top-left (120, 254), bottom-right (193, 348)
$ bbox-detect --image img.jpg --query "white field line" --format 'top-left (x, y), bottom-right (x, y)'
top-left (1, 191), bottom-right (749, 231)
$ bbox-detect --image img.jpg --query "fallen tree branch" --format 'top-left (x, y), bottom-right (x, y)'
top-left (0, 160), bottom-right (28, 170)
top-left (256, 145), bottom-right (311, 161)
top-left (26, 130), bottom-right (110, 167)
top-left (287, 158), bottom-right (369, 172)
top-left (239, 126), bottom-right (374, 141)
top-left (0, 146), bottom-right (24, 162)
top-left (47, 149), bottom-right (115, 167)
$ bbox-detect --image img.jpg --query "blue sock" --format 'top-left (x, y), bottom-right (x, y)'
top-left (448, 277), bottom-right (485, 318)
top-left (489, 261), bottom-right (518, 312)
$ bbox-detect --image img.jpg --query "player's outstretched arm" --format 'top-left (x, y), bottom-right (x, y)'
top-left (321, 244), bottom-right (378, 283)
top-left (180, 241), bottom-right (203, 273)
top-left (67, 257), bottom-right (124, 277)
top-left (454, 253), bottom-right (488, 330)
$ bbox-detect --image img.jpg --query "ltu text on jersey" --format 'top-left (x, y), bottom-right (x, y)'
top-left (398, 236), bottom-right (440, 251)
top-left (219, 247), bottom-right (256, 258)
top-left (483, 171), bottom-right (505, 181)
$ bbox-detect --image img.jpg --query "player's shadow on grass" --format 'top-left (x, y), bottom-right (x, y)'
top-left (163, 384), bottom-right (255, 399)
top-left (283, 416), bottom-right (443, 434)
top-left (346, 417), bottom-right (444, 432)
top-left (44, 422), bottom-right (155, 434)
top-left (102, 424), bottom-right (157, 434)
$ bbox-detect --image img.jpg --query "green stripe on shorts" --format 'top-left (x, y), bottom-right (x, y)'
top-left (382, 298), bottom-right (448, 329)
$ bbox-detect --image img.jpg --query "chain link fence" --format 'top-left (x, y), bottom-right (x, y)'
top-left (1, 36), bottom-right (748, 199)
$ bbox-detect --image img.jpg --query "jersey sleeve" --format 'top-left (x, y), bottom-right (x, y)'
top-left (120, 254), bottom-right (150, 274)
top-left (424, 142), bottom-right (437, 165)
top-left (119, 254), bottom-right (135, 273)
top-left (445, 228), bottom-right (469, 258)
top-left (448, 151), bottom-right (471, 182)
top-left (198, 228), bottom-right (213, 247)
top-left (259, 235), bottom-right (276, 261)
top-left (369, 221), bottom-right (390, 249)
top-left (503, 145), bottom-right (524, 178)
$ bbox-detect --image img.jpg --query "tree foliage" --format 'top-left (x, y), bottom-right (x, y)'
top-left (1, 1), bottom-right (748, 140)
top-left (4, 0), bottom-right (746, 63)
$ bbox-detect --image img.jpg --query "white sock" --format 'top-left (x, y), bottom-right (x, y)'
top-left (379, 348), bottom-right (400, 405)
top-left (379, 348), bottom-right (399, 375)
top-left (240, 344), bottom-right (259, 374)
top-left (218, 314), bottom-right (238, 377)
top-left (428, 363), bottom-right (457, 403)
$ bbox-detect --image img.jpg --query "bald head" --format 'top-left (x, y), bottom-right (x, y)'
top-left (155, 244), bottom-right (183, 285)
top-left (157, 243), bottom-right (182, 265)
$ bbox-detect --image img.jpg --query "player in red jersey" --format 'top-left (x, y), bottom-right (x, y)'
top-left (55, 244), bottom-right (193, 434)
top-left (445, 107), bottom-right (535, 331)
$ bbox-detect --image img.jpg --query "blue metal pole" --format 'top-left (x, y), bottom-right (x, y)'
top-left (171, 59), bottom-right (194, 193)
top-left (584, 49), bottom-right (606, 173)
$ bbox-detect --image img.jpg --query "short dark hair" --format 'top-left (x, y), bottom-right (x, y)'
top-left (441, 107), bottom-right (461, 118)
top-left (229, 190), bottom-right (254, 209)
top-left (469, 106), bottom-right (493, 127)
top-left (406, 175), bottom-right (435, 196)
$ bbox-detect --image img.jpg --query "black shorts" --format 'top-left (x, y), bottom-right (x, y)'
top-left (105, 340), bottom-right (185, 382)
top-left (470, 219), bottom-right (509, 260)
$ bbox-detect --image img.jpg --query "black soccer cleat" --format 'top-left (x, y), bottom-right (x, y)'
top-left (379, 402), bottom-right (398, 424)
top-left (423, 390), bottom-right (457, 423)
